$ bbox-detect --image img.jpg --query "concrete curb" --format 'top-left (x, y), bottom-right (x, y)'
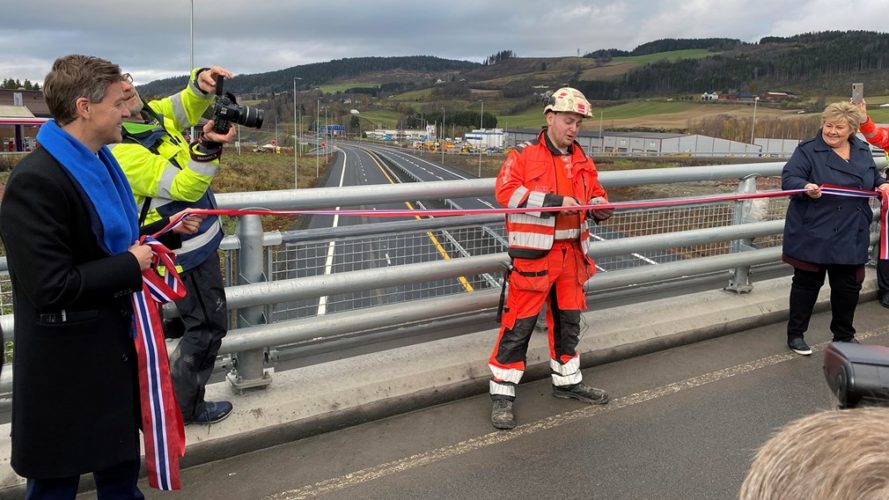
top-left (0, 271), bottom-right (877, 495)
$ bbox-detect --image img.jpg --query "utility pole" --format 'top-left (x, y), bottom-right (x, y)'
top-left (441, 107), bottom-right (446, 166)
top-left (478, 100), bottom-right (484, 177)
top-left (293, 76), bottom-right (302, 189)
top-left (750, 96), bottom-right (760, 149)
top-left (316, 97), bottom-right (320, 178)
top-left (189, 0), bottom-right (195, 141)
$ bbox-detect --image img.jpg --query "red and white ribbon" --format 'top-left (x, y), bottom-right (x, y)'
top-left (156, 185), bottom-right (889, 262)
top-left (131, 236), bottom-right (187, 490)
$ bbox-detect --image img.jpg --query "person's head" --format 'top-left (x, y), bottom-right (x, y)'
top-left (820, 101), bottom-right (862, 149)
top-left (42, 55), bottom-right (131, 149)
top-left (739, 408), bottom-right (889, 500)
top-left (119, 72), bottom-right (144, 116)
top-left (544, 87), bottom-right (592, 151)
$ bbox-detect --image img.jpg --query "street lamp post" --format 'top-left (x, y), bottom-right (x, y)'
top-left (750, 96), bottom-right (760, 148)
top-left (293, 76), bottom-right (302, 189)
top-left (316, 97), bottom-right (320, 178)
top-left (440, 107), bottom-right (445, 166)
top-left (189, 0), bottom-right (195, 141)
top-left (478, 100), bottom-right (484, 177)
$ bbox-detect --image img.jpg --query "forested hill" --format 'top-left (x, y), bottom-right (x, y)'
top-left (137, 31), bottom-right (889, 102)
top-left (137, 55), bottom-right (479, 97)
top-left (578, 31), bottom-right (889, 99)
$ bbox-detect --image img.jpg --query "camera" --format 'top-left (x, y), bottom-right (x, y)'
top-left (823, 342), bottom-right (889, 408)
top-left (211, 75), bottom-right (263, 134)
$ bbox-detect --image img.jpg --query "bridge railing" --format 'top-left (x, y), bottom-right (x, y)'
top-left (1, 160), bottom-right (885, 395)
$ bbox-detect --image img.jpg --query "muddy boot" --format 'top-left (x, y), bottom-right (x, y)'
top-left (491, 398), bottom-right (516, 430)
top-left (552, 383), bottom-right (609, 405)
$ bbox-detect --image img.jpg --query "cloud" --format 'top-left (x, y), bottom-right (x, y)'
top-left (2, 0), bottom-right (887, 84)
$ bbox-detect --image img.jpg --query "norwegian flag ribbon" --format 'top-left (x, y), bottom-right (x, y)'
top-left (881, 190), bottom-right (889, 260)
top-left (131, 236), bottom-right (187, 490)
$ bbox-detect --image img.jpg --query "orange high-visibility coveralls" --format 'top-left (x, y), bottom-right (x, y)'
top-left (489, 128), bottom-right (608, 400)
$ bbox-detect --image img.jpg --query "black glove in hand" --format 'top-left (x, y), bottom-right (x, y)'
top-left (589, 196), bottom-right (614, 222)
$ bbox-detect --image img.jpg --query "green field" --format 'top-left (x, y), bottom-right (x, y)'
top-left (357, 110), bottom-right (402, 128)
top-left (319, 82), bottom-right (380, 94)
top-left (499, 100), bottom-right (697, 128)
top-left (613, 49), bottom-right (715, 64)
top-left (390, 88), bottom-right (433, 101)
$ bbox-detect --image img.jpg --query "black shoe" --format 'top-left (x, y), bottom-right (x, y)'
top-left (833, 337), bottom-right (860, 344)
top-left (552, 383), bottom-right (609, 405)
top-left (188, 401), bottom-right (233, 425)
top-left (881, 299), bottom-right (889, 309)
top-left (787, 337), bottom-right (812, 356)
top-left (491, 398), bottom-right (516, 430)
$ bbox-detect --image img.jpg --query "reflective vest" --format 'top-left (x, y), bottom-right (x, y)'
top-left (495, 129), bottom-right (607, 260)
top-left (111, 67), bottom-right (223, 271)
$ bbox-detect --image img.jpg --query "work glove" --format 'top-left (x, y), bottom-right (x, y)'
top-left (588, 196), bottom-right (614, 222)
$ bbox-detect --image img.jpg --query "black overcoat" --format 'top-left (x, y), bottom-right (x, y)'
top-left (0, 147), bottom-right (144, 478)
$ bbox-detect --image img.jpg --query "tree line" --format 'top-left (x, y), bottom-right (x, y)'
top-left (484, 50), bottom-right (516, 65)
top-left (138, 56), bottom-right (479, 97)
top-left (2, 78), bottom-right (40, 90)
top-left (575, 31), bottom-right (889, 99)
top-left (583, 38), bottom-right (743, 61)
top-left (404, 110), bottom-right (497, 129)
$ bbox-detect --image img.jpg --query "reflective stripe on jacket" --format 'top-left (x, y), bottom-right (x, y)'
top-left (494, 129), bottom-right (607, 261)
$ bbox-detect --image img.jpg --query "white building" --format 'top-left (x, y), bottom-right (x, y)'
top-left (464, 128), bottom-right (504, 150)
top-left (505, 128), bottom-right (801, 158)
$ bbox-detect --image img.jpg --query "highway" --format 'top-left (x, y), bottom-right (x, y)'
top-left (272, 143), bottom-right (670, 323)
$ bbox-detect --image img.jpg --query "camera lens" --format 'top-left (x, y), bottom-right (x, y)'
top-left (237, 106), bottom-right (263, 129)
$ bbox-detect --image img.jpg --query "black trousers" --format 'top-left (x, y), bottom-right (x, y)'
top-left (169, 254), bottom-right (229, 421)
top-left (787, 265), bottom-right (862, 342)
top-left (878, 259), bottom-right (889, 298)
top-left (25, 459), bottom-right (142, 499)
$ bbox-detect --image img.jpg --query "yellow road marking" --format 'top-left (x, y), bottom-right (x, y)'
top-left (368, 151), bottom-right (473, 293)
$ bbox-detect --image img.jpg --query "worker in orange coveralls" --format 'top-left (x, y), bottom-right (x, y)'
top-left (856, 100), bottom-right (889, 308)
top-left (488, 87), bottom-right (613, 430)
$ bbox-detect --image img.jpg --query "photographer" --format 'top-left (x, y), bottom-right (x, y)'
top-left (112, 66), bottom-right (236, 425)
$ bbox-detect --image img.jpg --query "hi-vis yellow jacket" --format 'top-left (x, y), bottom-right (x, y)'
top-left (111, 67), bottom-right (223, 271)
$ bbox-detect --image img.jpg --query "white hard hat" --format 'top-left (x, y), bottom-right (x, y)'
top-left (544, 87), bottom-right (593, 118)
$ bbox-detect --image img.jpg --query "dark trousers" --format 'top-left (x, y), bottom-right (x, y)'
top-left (169, 254), bottom-right (228, 421)
top-left (878, 259), bottom-right (889, 299)
top-left (25, 460), bottom-right (143, 500)
top-left (787, 265), bottom-right (862, 342)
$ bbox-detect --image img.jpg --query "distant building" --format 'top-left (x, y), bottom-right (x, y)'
top-left (701, 92), bottom-right (719, 101)
top-left (505, 128), bottom-right (799, 158)
top-left (762, 91), bottom-right (798, 102)
top-left (464, 128), bottom-right (504, 150)
top-left (366, 129), bottom-right (430, 142)
top-left (0, 89), bottom-right (49, 152)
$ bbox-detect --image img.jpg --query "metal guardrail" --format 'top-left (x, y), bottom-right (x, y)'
top-left (1, 159), bottom-right (886, 396)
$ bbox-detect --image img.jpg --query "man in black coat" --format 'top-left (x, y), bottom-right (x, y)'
top-left (0, 55), bottom-right (153, 498)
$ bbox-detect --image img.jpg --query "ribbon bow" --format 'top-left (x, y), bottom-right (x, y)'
top-left (131, 236), bottom-right (187, 490)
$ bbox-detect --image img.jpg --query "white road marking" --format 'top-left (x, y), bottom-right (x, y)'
top-left (317, 150), bottom-right (348, 316)
top-left (264, 327), bottom-right (889, 500)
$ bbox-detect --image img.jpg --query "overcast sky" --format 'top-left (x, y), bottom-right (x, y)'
top-left (3, 0), bottom-right (888, 85)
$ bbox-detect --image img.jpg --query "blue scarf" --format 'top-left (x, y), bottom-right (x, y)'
top-left (37, 120), bottom-right (139, 254)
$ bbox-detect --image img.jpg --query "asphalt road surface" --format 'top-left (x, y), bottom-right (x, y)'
top-left (137, 301), bottom-right (889, 500)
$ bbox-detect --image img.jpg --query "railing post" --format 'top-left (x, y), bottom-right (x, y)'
top-left (726, 175), bottom-right (760, 293)
top-left (226, 214), bottom-right (273, 392)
